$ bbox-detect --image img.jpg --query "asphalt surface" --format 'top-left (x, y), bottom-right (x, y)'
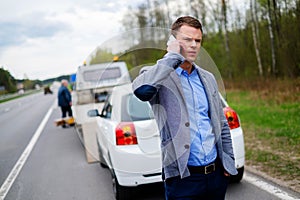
top-left (0, 92), bottom-right (299, 200)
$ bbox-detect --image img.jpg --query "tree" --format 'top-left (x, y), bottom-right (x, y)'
top-left (136, 4), bottom-right (148, 42)
top-left (0, 67), bottom-right (17, 93)
top-left (221, 0), bottom-right (233, 78)
top-left (119, 0), bottom-right (300, 79)
top-left (189, 0), bottom-right (207, 28)
top-left (267, 0), bottom-right (277, 75)
top-left (250, 0), bottom-right (263, 76)
top-left (121, 6), bottom-right (137, 31)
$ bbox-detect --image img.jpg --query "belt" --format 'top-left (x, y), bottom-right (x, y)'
top-left (188, 161), bottom-right (217, 175)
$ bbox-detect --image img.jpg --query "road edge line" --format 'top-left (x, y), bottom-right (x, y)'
top-left (245, 165), bottom-right (300, 194)
top-left (0, 101), bottom-right (56, 200)
top-left (244, 171), bottom-right (299, 200)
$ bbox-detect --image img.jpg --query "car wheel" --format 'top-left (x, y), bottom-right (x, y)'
top-left (112, 174), bottom-right (133, 200)
top-left (230, 166), bottom-right (244, 183)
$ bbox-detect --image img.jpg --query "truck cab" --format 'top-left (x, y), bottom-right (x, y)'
top-left (72, 61), bottom-right (131, 162)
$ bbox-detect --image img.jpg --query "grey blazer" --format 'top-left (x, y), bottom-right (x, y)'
top-left (132, 52), bottom-right (238, 180)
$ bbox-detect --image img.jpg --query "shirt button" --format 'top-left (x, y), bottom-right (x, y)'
top-left (185, 122), bottom-right (190, 127)
top-left (184, 144), bottom-right (190, 149)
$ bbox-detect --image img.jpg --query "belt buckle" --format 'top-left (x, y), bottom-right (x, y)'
top-left (205, 163), bottom-right (215, 174)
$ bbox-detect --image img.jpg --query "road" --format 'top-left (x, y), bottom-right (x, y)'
top-left (0, 92), bottom-right (299, 200)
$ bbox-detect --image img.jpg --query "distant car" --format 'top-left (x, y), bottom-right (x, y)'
top-left (88, 83), bottom-right (245, 199)
top-left (43, 86), bottom-right (52, 95)
top-left (18, 89), bottom-right (25, 94)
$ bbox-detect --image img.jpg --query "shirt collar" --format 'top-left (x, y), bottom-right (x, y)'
top-left (175, 64), bottom-right (197, 77)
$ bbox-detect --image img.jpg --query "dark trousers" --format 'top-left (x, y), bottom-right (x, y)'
top-left (164, 165), bottom-right (229, 200)
top-left (61, 106), bottom-right (73, 118)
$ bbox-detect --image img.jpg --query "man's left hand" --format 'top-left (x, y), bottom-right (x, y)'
top-left (224, 171), bottom-right (230, 177)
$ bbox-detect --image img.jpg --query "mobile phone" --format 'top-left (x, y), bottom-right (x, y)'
top-left (167, 35), bottom-right (183, 54)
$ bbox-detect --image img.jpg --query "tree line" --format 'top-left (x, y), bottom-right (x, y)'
top-left (119, 0), bottom-right (300, 79)
top-left (0, 67), bottom-right (71, 94)
top-left (0, 68), bottom-right (17, 94)
top-left (0, 67), bottom-right (45, 94)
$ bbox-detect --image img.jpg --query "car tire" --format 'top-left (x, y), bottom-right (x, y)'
top-left (112, 174), bottom-right (133, 200)
top-left (230, 166), bottom-right (244, 183)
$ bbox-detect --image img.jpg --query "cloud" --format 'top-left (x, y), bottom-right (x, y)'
top-left (0, 3), bottom-right (129, 80)
top-left (0, 12), bottom-right (70, 49)
top-left (0, 0), bottom-right (154, 80)
top-left (0, 21), bottom-right (24, 47)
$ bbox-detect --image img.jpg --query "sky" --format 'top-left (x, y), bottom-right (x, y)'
top-left (0, 0), bottom-right (145, 80)
top-left (0, 0), bottom-right (246, 81)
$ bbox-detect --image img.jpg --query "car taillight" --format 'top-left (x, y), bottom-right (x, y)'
top-left (223, 107), bottom-right (240, 130)
top-left (115, 122), bottom-right (138, 145)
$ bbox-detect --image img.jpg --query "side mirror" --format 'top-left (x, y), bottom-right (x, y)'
top-left (87, 109), bottom-right (101, 117)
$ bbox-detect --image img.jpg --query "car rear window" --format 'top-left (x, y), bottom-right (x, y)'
top-left (83, 67), bottom-right (121, 82)
top-left (121, 94), bottom-right (154, 121)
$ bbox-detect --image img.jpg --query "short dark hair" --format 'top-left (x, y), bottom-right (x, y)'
top-left (171, 16), bottom-right (203, 36)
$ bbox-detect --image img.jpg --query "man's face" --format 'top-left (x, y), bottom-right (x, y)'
top-left (176, 25), bottom-right (202, 63)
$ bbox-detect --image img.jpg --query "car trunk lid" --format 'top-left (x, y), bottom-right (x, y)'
top-left (134, 119), bottom-right (161, 154)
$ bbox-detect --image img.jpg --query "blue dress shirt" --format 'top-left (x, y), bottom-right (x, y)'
top-left (176, 67), bottom-right (217, 166)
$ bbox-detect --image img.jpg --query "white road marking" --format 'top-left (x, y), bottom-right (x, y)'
top-left (244, 172), bottom-right (299, 200)
top-left (0, 101), bottom-right (56, 200)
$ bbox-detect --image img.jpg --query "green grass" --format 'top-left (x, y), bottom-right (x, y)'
top-left (246, 149), bottom-right (300, 178)
top-left (227, 89), bottom-right (300, 143)
top-left (225, 79), bottom-right (300, 191)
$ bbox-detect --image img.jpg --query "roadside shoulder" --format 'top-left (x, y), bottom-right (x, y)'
top-left (245, 165), bottom-right (300, 196)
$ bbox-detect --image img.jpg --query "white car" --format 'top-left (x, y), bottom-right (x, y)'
top-left (88, 83), bottom-right (162, 200)
top-left (88, 83), bottom-right (245, 199)
top-left (220, 94), bottom-right (245, 183)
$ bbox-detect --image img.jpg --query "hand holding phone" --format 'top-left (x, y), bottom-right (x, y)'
top-left (167, 35), bottom-right (182, 54)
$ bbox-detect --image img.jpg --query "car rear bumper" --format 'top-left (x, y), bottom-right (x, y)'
top-left (230, 127), bottom-right (245, 169)
top-left (114, 170), bottom-right (162, 186)
top-left (108, 126), bottom-right (245, 186)
top-left (110, 145), bottom-right (162, 186)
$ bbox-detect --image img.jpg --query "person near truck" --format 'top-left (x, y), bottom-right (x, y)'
top-left (58, 79), bottom-right (73, 128)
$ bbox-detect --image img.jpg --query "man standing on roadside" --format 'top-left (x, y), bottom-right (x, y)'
top-left (58, 79), bottom-right (73, 128)
top-left (132, 16), bottom-right (237, 199)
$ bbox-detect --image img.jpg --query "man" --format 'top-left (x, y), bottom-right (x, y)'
top-left (132, 16), bottom-right (237, 199)
top-left (58, 79), bottom-right (73, 128)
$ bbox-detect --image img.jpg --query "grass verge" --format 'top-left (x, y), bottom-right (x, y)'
top-left (225, 78), bottom-right (300, 192)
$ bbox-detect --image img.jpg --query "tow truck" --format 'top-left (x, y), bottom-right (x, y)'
top-left (72, 59), bottom-right (131, 162)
